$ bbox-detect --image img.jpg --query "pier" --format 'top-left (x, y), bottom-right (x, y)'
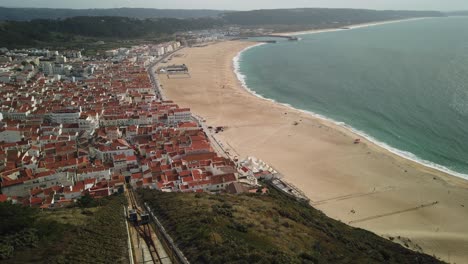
top-left (256, 40), bottom-right (278, 44)
top-left (249, 34), bottom-right (300, 41)
top-left (265, 34), bottom-right (300, 41)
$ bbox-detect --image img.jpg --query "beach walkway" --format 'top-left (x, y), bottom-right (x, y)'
top-left (349, 201), bottom-right (439, 225)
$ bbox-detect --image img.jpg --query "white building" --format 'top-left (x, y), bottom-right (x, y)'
top-left (1, 171), bottom-right (72, 197)
top-left (0, 56), bottom-right (12, 63)
top-left (50, 109), bottom-right (81, 124)
top-left (56, 55), bottom-right (67, 64)
top-left (39, 61), bottom-right (54, 75)
top-left (75, 168), bottom-right (111, 182)
top-left (164, 45), bottom-right (174, 54)
top-left (105, 50), bottom-right (118, 57)
top-left (78, 115), bottom-right (99, 132)
top-left (167, 108), bottom-right (191, 124)
top-left (53, 64), bottom-right (65, 75)
top-left (1, 110), bottom-right (30, 120)
top-left (0, 127), bottom-right (22, 142)
top-left (0, 72), bottom-right (12, 83)
top-left (93, 141), bottom-right (135, 162)
top-left (65, 51), bottom-right (82, 59)
top-left (64, 65), bottom-right (73, 76)
top-left (156, 46), bottom-right (165, 57)
top-left (118, 48), bottom-right (130, 56)
top-left (172, 42), bottom-right (181, 50)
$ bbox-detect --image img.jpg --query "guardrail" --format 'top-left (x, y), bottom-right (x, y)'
top-left (144, 202), bottom-right (190, 264)
top-left (123, 206), bottom-right (135, 264)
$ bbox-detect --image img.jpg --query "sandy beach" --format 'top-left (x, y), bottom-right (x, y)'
top-left (158, 41), bottom-right (468, 263)
top-left (277, 17), bottom-right (429, 36)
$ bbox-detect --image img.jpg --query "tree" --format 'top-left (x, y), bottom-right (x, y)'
top-left (76, 193), bottom-right (97, 208)
top-left (0, 243), bottom-right (14, 260)
top-left (0, 201), bottom-right (37, 235)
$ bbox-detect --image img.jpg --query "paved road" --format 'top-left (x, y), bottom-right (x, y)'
top-left (146, 48), bottom-right (235, 161)
top-left (192, 115), bottom-right (231, 159)
top-left (147, 48), bottom-right (184, 101)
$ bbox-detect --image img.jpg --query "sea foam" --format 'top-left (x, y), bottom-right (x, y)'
top-left (233, 38), bottom-right (468, 181)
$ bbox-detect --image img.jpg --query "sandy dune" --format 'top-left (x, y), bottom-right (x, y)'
top-left (158, 41), bottom-right (468, 263)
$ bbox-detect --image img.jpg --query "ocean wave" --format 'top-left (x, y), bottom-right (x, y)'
top-left (233, 45), bottom-right (468, 181)
top-left (233, 43), bottom-right (265, 92)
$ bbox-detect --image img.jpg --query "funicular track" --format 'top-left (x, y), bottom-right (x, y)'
top-left (126, 187), bottom-right (168, 264)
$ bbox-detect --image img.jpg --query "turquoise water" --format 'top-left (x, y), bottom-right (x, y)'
top-left (236, 17), bottom-right (468, 179)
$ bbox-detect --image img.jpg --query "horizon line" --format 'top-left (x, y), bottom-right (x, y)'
top-left (0, 6), bottom-right (464, 13)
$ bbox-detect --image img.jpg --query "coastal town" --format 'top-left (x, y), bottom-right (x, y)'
top-left (2, 5), bottom-right (468, 264)
top-left (0, 38), bottom-right (307, 209)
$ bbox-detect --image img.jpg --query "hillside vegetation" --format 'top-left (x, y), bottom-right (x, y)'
top-left (221, 8), bottom-right (444, 26)
top-left (0, 7), bottom-right (446, 22)
top-left (0, 8), bottom-right (445, 48)
top-left (0, 195), bottom-right (129, 264)
top-left (0, 16), bottom-right (222, 48)
top-left (0, 7), bottom-right (225, 21)
top-left (138, 187), bottom-right (444, 264)
top-left (221, 8), bottom-right (446, 33)
top-left (221, 9), bottom-right (446, 32)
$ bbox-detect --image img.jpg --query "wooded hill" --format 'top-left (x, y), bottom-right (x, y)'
top-left (0, 8), bottom-right (446, 48)
top-left (0, 7), bottom-right (225, 21)
top-left (0, 16), bottom-right (222, 47)
top-left (221, 8), bottom-right (444, 26)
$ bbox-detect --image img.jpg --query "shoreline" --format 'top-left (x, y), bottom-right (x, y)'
top-left (233, 39), bottom-right (468, 182)
top-left (158, 38), bottom-right (468, 263)
top-left (277, 17), bottom-right (431, 36)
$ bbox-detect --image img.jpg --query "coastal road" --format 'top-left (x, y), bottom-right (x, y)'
top-left (192, 115), bottom-right (231, 159)
top-left (148, 48), bottom-right (184, 101)
top-left (146, 47), bottom-right (234, 160)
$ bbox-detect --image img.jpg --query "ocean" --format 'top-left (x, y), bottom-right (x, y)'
top-left (235, 17), bottom-right (468, 180)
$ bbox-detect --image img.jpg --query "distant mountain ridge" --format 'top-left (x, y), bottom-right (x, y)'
top-left (445, 11), bottom-right (468, 16)
top-left (0, 6), bottom-right (449, 22)
top-left (0, 7), bottom-right (447, 48)
top-left (0, 16), bottom-right (222, 47)
top-left (222, 8), bottom-right (446, 25)
top-left (0, 7), bottom-right (226, 20)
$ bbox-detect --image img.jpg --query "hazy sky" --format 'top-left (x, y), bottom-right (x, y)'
top-left (1, 0), bottom-right (468, 11)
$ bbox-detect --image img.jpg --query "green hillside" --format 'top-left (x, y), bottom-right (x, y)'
top-left (138, 187), bottom-right (444, 264)
top-left (0, 195), bottom-right (129, 264)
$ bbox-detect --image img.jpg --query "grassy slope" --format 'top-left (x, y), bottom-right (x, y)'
top-left (2, 195), bottom-right (129, 264)
top-left (138, 187), bottom-right (444, 264)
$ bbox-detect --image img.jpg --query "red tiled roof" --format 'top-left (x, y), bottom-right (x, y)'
top-left (1, 177), bottom-right (26, 187)
top-left (132, 173), bottom-right (142, 179)
top-left (84, 178), bottom-right (96, 185)
top-left (0, 194), bottom-right (8, 202)
top-left (30, 197), bottom-right (43, 205)
top-left (143, 177), bottom-right (152, 184)
top-left (30, 188), bottom-right (43, 196)
top-left (126, 155), bottom-right (137, 162)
